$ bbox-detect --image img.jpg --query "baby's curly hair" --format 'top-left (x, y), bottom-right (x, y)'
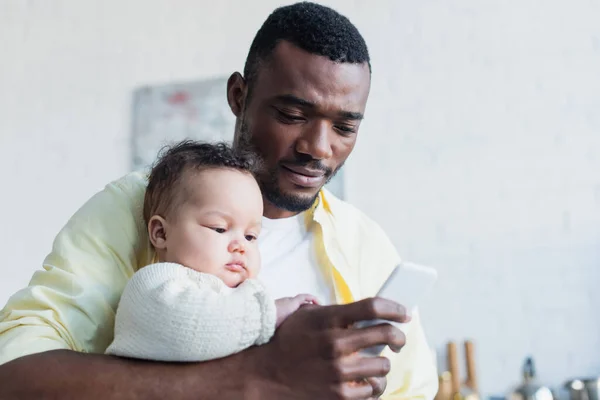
top-left (143, 140), bottom-right (261, 225)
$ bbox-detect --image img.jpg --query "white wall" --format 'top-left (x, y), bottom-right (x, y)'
top-left (1, 0), bottom-right (599, 396)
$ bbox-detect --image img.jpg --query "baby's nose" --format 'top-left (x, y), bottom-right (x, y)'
top-left (228, 239), bottom-right (245, 253)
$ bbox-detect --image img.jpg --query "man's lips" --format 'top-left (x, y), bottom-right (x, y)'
top-left (282, 163), bottom-right (327, 177)
top-left (280, 164), bottom-right (327, 188)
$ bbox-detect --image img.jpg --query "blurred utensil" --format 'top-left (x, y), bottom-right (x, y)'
top-left (448, 342), bottom-right (461, 399)
top-left (507, 357), bottom-right (554, 400)
top-left (564, 377), bottom-right (600, 400)
top-left (465, 340), bottom-right (478, 394)
top-left (446, 341), bottom-right (479, 400)
top-left (435, 371), bottom-right (453, 400)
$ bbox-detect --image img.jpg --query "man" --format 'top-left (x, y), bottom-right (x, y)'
top-left (0, 2), bottom-right (438, 399)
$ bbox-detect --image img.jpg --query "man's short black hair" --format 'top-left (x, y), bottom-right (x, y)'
top-left (243, 2), bottom-right (371, 87)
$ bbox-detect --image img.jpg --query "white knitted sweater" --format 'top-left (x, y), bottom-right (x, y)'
top-left (105, 262), bottom-right (277, 362)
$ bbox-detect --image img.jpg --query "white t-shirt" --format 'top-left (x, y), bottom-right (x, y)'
top-left (258, 213), bottom-right (335, 305)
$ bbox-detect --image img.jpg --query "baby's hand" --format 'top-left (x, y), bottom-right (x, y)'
top-left (275, 294), bottom-right (319, 327)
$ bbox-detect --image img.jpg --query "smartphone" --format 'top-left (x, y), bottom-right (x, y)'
top-left (355, 262), bottom-right (438, 356)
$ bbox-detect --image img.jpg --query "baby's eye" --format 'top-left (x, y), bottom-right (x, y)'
top-left (211, 227), bottom-right (226, 234)
top-left (245, 234), bottom-right (257, 242)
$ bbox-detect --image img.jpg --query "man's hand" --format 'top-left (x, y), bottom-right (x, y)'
top-left (247, 297), bottom-right (408, 400)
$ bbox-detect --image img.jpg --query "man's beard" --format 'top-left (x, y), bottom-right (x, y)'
top-left (236, 121), bottom-right (342, 213)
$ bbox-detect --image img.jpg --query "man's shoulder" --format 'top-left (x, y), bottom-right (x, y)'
top-left (105, 171), bottom-right (148, 200)
top-left (46, 171), bottom-right (152, 276)
top-left (60, 170), bottom-right (148, 226)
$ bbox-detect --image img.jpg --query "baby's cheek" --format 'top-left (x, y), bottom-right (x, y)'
top-left (249, 248), bottom-right (262, 278)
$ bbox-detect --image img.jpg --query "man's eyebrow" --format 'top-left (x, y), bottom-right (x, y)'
top-left (338, 110), bottom-right (364, 121)
top-left (274, 94), bottom-right (315, 108)
top-left (274, 94), bottom-right (364, 120)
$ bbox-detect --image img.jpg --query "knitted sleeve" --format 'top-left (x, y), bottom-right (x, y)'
top-left (105, 262), bottom-right (276, 362)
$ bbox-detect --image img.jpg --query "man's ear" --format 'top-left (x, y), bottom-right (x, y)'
top-left (148, 215), bottom-right (168, 250)
top-left (227, 72), bottom-right (247, 118)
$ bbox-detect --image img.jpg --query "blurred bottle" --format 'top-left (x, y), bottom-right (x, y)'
top-left (447, 341), bottom-right (480, 400)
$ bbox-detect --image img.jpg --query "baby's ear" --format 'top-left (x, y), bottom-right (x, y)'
top-left (148, 215), bottom-right (168, 249)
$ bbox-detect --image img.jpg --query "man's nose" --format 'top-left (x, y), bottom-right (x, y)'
top-left (295, 120), bottom-right (333, 161)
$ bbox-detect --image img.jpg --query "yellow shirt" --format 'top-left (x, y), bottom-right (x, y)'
top-left (0, 172), bottom-right (438, 399)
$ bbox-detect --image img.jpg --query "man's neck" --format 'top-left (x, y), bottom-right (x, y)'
top-left (262, 201), bottom-right (301, 219)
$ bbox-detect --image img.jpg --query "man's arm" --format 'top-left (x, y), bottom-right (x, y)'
top-left (0, 349), bottom-right (251, 400)
top-left (0, 298), bottom-right (410, 400)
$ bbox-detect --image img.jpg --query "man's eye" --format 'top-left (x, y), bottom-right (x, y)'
top-left (245, 234), bottom-right (257, 242)
top-left (335, 125), bottom-right (356, 135)
top-left (276, 109), bottom-right (305, 123)
top-left (211, 227), bottom-right (226, 234)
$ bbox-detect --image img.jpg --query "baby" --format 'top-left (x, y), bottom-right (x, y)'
top-left (106, 140), bottom-right (316, 362)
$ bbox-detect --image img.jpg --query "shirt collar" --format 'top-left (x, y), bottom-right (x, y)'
top-left (304, 189), bottom-right (334, 227)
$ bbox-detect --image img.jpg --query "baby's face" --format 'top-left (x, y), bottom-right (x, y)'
top-left (160, 168), bottom-right (263, 288)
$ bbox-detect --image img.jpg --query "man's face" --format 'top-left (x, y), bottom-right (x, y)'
top-left (228, 41), bottom-right (371, 217)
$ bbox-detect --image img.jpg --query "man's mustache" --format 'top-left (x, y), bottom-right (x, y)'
top-left (280, 158), bottom-right (333, 176)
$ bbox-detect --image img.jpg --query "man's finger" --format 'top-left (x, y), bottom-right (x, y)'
top-left (336, 354), bottom-right (392, 381)
top-left (334, 381), bottom-right (374, 400)
top-left (325, 298), bottom-right (409, 328)
top-left (366, 376), bottom-right (387, 398)
top-left (332, 323), bottom-right (406, 356)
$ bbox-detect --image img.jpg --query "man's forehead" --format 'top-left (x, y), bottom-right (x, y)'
top-left (255, 41), bottom-right (371, 111)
